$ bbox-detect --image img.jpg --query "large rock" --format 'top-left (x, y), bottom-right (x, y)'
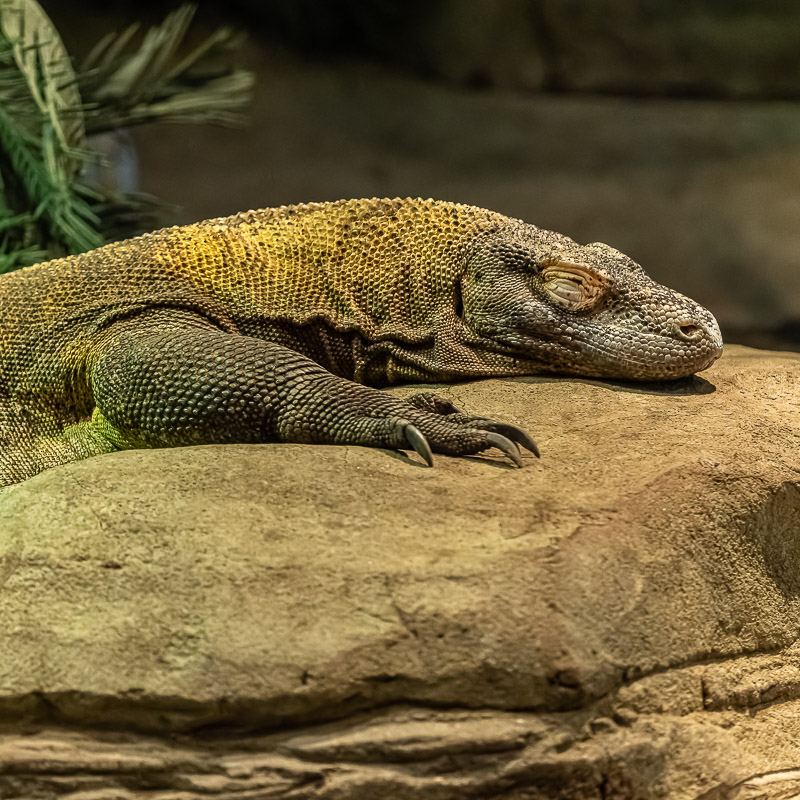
top-left (1, 344), bottom-right (799, 798)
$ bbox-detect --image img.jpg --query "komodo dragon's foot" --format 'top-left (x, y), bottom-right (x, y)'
top-left (401, 391), bottom-right (540, 467)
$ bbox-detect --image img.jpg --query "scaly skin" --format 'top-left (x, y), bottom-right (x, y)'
top-left (0, 197), bottom-right (722, 486)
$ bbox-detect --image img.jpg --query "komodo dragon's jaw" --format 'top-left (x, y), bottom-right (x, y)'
top-left (460, 225), bottom-right (723, 381)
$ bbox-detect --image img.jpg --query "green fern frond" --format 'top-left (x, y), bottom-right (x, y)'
top-left (0, 0), bottom-right (85, 164)
top-left (80, 4), bottom-right (254, 134)
top-left (0, 1), bottom-right (253, 271)
top-left (0, 201), bottom-right (45, 273)
top-left (0, 103), bottom-right (101, 254)
top-left (0, 0), bottom-right (100, 264)
top-left (83, 22), bottom-right (140, 74)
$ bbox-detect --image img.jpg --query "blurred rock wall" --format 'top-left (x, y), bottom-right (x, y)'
top-left (248, 0), bottom-right (800, 98)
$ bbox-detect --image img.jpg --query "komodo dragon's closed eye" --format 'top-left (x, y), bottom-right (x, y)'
top-left (0, 197), bottom-right (723, 486)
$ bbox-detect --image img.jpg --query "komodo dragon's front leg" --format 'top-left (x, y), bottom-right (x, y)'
top-left (71, 312), bottom-right (537, 467)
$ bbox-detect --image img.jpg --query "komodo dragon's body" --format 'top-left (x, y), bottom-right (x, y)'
top-left (0, 197), bottom-right (722, 486)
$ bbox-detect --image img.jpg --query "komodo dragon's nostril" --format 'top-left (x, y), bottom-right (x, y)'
top-left (676, 320), bottom-right (702, 341)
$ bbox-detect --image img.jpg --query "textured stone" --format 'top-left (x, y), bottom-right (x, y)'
top-left (0, 345), bottom-right (799, 797)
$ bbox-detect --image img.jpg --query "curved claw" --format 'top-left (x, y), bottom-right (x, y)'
top-left (486, 422), bottom-right (540, 458)
top-left (404, 423), bottom-right (434, 467)
top-left (484, 432), bottom-right (524, 468)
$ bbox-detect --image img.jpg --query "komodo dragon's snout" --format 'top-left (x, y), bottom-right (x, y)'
top-left (461, 227), bottom-right (723, 381)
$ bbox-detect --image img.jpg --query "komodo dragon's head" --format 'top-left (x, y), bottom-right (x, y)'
top-left (459, 223), bottom-right (723, 380)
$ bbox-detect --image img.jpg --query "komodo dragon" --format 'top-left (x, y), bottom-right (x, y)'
top-left (0, 197), bottom-right (722, 486)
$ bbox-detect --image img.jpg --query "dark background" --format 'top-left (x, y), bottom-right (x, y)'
top-left (45, 0), bottom-right (800, 351)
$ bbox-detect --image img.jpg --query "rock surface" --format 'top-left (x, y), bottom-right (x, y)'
top-left (1, 344), bottom-right (799, 798)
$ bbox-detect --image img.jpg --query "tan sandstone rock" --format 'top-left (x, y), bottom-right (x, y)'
top-left (0, 344), bottom-right (799, 798)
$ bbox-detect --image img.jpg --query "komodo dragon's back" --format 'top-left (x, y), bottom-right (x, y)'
top-left (0, 197), bottom-right (723, 486)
